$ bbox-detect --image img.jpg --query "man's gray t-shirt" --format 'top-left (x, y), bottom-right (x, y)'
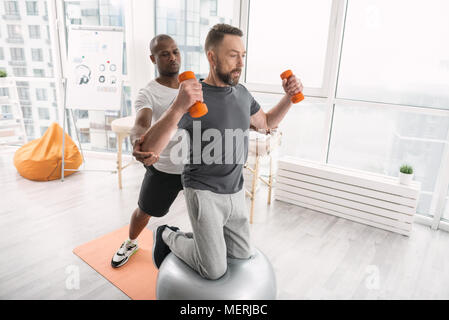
top-left (177, 81), bottom-right (261, 194)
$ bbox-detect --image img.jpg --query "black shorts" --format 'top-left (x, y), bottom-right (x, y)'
top-left (137, 165), bottom-right (183, 217)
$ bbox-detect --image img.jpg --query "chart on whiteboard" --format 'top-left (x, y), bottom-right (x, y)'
top-left (66, 27), bottom-right (124, 110)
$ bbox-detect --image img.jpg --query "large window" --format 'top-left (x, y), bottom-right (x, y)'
top-left (252, 92), bottom-right (328, 162)
top-left (241, 0), bottom-right (449, 223)
top-left (63, 0), bottom-right (132, 153)
top-left (0, 0), bottom-right (58, 143)
top-left (444, 193), bottom-right (449, 221)
top-left (155, 0), bottom-right (235, 79)
top-left (337, 0), bottom-right (449, 109)
top-left (245, 0), bottom-right (333, 91)
top-left (328, 0), bottom-right (449, 220)
top-left (327, 104), bottom-right (449, 216)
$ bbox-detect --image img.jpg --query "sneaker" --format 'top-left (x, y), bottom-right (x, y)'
top-left (152, 225), bottom-right (179, 268)
top-left (111, 239), bottom-right (139, 268)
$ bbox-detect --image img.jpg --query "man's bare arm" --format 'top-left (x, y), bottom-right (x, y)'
top-left (140, 106), bottom-right (185, 153)
top-left (140, 78), bottom-right (203, 154)
top-left (129, 108), bottom-right (161, 165)
top-left (250, 74), bottom-right (303, 130)
top-left (250, 95), bottom-right (292, 130)
top-left (130, 108), bottom-right (152, 146)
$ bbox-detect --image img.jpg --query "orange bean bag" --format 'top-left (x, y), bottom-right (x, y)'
top-left (13, 122), bottom-right (83, 181)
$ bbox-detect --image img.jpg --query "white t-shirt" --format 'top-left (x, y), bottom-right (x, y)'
top-left (135, 80), bottom-right (187, 174)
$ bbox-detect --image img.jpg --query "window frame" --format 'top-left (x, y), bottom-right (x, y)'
top-left (237, 0), bottom-right (449, 229)
top-left (239, 0), bottom-right (343, 99)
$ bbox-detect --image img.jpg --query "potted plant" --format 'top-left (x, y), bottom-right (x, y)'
top-left (0, 70), bottom-right (8, 88)
top-left (399, 164), bottom-right (414, 185)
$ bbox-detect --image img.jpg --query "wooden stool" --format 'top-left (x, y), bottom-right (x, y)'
top-left (244, 129), bottom-right (282, 224)
top-left (111, 115), bottom-right (136, 189)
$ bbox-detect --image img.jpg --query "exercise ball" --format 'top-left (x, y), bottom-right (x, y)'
top-left (156, 248), bottom-right (277, 300)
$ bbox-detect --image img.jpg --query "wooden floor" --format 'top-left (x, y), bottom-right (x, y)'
top-left (1, 146), bottom-right (449, 300)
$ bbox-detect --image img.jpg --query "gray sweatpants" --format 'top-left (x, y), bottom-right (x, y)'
top-left (162, 187), bottom-right (254, 280)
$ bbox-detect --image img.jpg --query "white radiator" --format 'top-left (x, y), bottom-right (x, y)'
top-left (274, 156), bottom-right (421, 236)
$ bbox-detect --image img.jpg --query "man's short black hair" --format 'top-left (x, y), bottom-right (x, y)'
top-left (150, 34), bottom-right (175, 55)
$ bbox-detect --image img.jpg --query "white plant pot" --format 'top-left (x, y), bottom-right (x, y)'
top-left (399, 172), bottom-right (414, 186)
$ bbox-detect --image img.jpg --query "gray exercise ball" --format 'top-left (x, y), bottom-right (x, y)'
top-left (156, 248), bottom-right (277, 300)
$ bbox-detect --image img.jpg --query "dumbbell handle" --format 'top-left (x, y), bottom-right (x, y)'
top-left (280, 70), bottom-right (304, 104)
top-left (178, 71), bottom-right (208, 118)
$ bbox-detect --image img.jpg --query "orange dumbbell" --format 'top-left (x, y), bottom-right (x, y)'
top-left (178, 71), bottom-right (208, 118)
top-left (280, 70), bottom-right (304, 103)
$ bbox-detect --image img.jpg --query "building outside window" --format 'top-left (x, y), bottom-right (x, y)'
top-left (21, 106), bottom-right (33, 119)
top-left (33, 69), bottom-right (45, 77)
top-left (1, 0), bottom-right (58, 141)
top-left (63, 0), bottom-right (131, 153)
top-left (36, 88), bottom-right (47, 101)
top-left (26, 1), bottom-right (39, 16)
top-left (10, 48), bottom-right (25, 61)
top-left (0, 88), bottom-right (10, 97)
top-left (155, 0), bottom-right (234, 79)
top-left (25, 124), bottom-right (34, 137)
top-left (38, 107), bottom-right (50, 120)
top-left (39, 126), bottom-right (48, 135)
top-left (17, 87), bottom-right (30, 100)
top-left (28, 25), bottom-right (41, 39)
top-left (13, 68), bottom-right (27, 76)
top-left (80, 131), bottom-right (90, 143)
top-left (4, 1), bottom-right (20, 15)
top-left (1, 104), bottom-right (12, 114)
top-left (209, 0), bottom-right (217, 16)
top-left (31, 48), bottom-right (43, 61)
top-left (7, 25), bottom-right (22, 39)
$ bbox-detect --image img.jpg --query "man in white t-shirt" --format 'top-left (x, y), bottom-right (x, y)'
top-left (111, 34), bottom-right (187, 268)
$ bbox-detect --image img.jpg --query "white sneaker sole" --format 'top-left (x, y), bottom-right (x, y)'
top-left (111, 247), bottom-right (139, 268)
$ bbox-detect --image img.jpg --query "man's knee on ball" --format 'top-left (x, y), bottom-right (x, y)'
top-left (200, 262), bottom-right (227, 280)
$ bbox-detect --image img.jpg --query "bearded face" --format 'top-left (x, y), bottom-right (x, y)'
top-left (215, 59), bottom-right (242, 86)
top-left (209, 35), bottom-right (246, 86)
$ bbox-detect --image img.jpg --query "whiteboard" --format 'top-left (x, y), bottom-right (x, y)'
top-left (66, 26), bottom-right (124, 110)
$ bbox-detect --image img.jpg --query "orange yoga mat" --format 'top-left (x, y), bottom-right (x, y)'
top-left (73, 225), bottom-right (157, 300)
